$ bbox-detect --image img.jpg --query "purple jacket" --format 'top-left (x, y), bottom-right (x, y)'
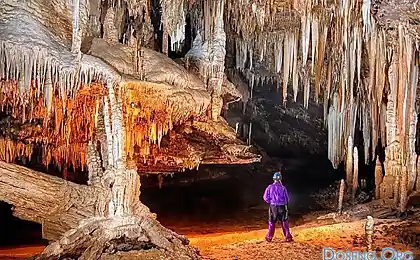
top-left (263, 183), bottom-right (289, 206)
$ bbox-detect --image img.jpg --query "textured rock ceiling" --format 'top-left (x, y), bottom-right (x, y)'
top-left (0, 0), bottom-right (419, 195)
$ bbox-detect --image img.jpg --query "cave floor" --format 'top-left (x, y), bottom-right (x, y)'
top-left (188, 218), bottom-right (420, 260)
top-left (0, 212), bottom-right (418, 260)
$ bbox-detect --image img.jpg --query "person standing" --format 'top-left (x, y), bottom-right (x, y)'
top-left (263, 171), bottom-right (293, 242)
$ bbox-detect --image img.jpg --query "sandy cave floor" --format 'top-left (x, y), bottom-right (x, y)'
top-left (0, 213), bottom-right (419, 260)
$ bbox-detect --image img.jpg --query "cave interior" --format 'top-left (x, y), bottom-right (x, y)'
top-left (0, 0), bottom-right (420, 259)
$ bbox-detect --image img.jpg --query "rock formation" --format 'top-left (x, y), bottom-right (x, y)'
top-left (0, 0), bottom-right (258, 258)
top-left (0, 0), bottom-right (420, 258)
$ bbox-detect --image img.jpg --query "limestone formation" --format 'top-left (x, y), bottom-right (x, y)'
top-left (338, 179), bottom-right (345, 214)
top-left (374, 158), bottom-right (383, 199)
top-left (1, 0), bottom-right (420, 258)
top-left (352, 146), bottom-right (359, 204)
top-left (365, 216), bottom-right (374, 252)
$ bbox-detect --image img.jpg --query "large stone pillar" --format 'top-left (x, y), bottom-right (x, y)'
top-left (381, 55), bottom-right (399, 201)
top-left (186, 0), bottom-right (226, 121)
top-left (381, 31), bottom-right (418, 212)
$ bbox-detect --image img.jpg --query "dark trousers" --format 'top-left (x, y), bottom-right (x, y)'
top-left (265, 204), bottom-right (292, 241)
top-left (268, 204), bottom-right (288, 222)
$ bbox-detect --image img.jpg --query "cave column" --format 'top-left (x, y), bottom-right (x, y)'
top-left (382, 32), bottom-right (418, 212)
top-left (186, 0), bottom-right (226, 121)
top-left (204, 0), bottom-right (226, 121)
top-left (102, 82), bottom-right (141, 216)
top-left (381, 55), bottom-right (399, 201)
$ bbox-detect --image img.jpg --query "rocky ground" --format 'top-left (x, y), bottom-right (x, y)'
top-left (187, 213), bottom-right (420, 260)
top-left (1, 175), bottom-right (419, 260)
top-left (0, 204), bottom-right (419, 260)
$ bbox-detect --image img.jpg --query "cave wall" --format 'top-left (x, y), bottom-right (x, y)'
top-left (225, 81), bottom-right (327, 158)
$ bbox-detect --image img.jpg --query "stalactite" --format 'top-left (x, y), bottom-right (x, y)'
top-left (0, 41), bottom-right (104, 169)
top-left (292, 30), bottom-right (299, 102)
top-left (323, 86), bottom-right (328, 124)
top-left (301, 12), bottom-right (311, 68)
top-left (282, 33), bottom-right (291, 105)
top-left (160, 0), bottom-right (186, 52)
top-left (368, 21), bottom-right (377, 101)
top-left (275, 36), bottom-right (284, 74)
top-left (311, 17), bottom-right (319, 74)
top-left (314, 23), bottom-right (327, 103)
top-left (225, 0), bottom-right (420, 178)
top-left (397, 25), bottom-right (407, 164)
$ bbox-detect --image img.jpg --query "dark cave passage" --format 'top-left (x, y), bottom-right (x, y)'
top-left (140, 157), bottom-right (340, 235)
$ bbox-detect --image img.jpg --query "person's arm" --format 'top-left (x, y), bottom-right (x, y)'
top-left (284, 187), bottom-right (290, 204)
top-left (284, 187), bottom-right (290, 219)
top-left (263, 186), bottom-right (271, 204)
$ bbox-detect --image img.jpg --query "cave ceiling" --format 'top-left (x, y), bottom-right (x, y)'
top-left (0, 0), bottom-right (419, 183)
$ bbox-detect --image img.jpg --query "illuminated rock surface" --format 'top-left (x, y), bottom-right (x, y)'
top-left (0, 0), bottom-right (419, 259)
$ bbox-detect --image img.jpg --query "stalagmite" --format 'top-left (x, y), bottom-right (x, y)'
top-left (352, 146), bottom-right (359, 203)
top-left (365, 216), bottom-right (374, 252)
top-left (247, 122), bottom-right (252, 145)
top-left (399, 166), bottom-right (408, 213)
top-left (346, 136), bottom-right (353, 193)
top-left (394, 172), bottom-right (400, 208)
top-left (374, 158), bottom-right (383, 199)
top-left (338, 179), bottom-right (345, 214)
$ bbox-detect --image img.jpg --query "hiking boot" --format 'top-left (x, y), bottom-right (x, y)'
top-left (265, 236), bottom-right (272, 242)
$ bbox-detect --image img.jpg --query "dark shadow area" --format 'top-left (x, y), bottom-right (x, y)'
top-left (224, 80), bottom-right (328, 159)
top-left (0, 202), bottom-right (47, 247)
top-left (140, 156), bottom-right (340, 235)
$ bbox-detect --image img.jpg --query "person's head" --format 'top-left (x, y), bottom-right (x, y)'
top-left (273, 172), bottom-right (282, 183)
